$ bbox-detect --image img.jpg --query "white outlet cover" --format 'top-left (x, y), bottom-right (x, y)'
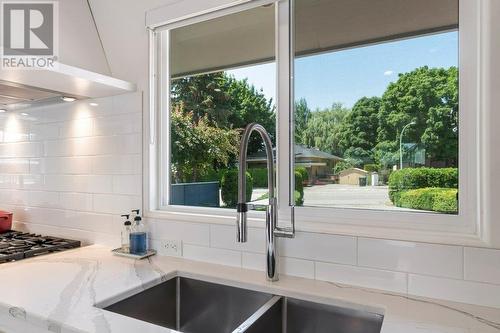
top-left (155, 239), bottom-right (182, 257)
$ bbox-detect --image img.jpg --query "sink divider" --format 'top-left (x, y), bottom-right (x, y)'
top-left (176, 277), bottom-right (181, 331)
top-left (232, 295), bottom-right (282, 333)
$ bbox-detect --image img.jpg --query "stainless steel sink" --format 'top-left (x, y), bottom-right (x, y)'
top-left (103, 277), bottom-right (274, 332)
top-left (103, 276), bottom-right (384, 333)
top-left (240, 297), bottom-right (384, 333)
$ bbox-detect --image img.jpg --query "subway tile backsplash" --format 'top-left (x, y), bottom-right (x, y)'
top-left (2, 91), bottom-right (500, 309)
top-left (358, 238), bottom-right (464, 279)
top-left (0, 92), bottom-right (142, 245)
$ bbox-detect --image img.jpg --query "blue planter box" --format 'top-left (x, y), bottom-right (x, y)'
top-left (170, 181), bottom-right (220, 207)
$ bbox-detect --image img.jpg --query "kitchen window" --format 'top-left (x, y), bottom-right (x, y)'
top-left (147, 0), bottom-right (486, 245)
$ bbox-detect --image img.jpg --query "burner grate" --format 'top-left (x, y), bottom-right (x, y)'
top-left (0, 231), bottom-right (81, 263)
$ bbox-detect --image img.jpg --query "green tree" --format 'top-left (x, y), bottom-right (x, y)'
top-left (171, 73), bottom-right (232, 127)
top-left (343, 147), bottom-right (373, 167)
top-left (376, 66), bottom-right (458, 166)
top-left (170, 104), bottom-right (239, 183)
top-left (171, 72), bottom-right (275, 156)
top-left (302, 103), bottom-right (348, 155)
top-left (294, 98), bottom-right (311, 144)
top-left (337, 96), bottom-right (381, 163)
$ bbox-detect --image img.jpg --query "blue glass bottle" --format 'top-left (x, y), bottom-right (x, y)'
top-left (129, 209), bottom-right (147, 255)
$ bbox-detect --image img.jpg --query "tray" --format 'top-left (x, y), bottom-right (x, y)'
top-left (112, 248), bottom-right (156, 259)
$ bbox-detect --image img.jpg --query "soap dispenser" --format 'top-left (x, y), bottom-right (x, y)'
top-left (130, 209), bottom-right (147, 255)
top-left (121, 214), bottom-right (132, 253)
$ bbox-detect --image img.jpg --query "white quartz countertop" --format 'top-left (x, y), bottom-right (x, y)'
top-left (0, 245), bottom-right (499, 333)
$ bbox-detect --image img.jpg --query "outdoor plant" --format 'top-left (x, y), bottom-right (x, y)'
top-left (248, 168), bottom-right (269, 188)
top-left (388, 167), bottom-right (458, 203)
top-left (363, 164), bottom-right (379, 173)
top-left (398, 188), bottom-right (458, 214)
top-left (295, 167), bottom-right (308, 185)
top-left (221, 169), bottom-right (253, 208)
top-left (295, 171), bottom-right (304, 206)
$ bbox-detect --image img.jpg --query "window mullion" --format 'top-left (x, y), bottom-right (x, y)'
top-left (276, 0), bottom-right (293, 221)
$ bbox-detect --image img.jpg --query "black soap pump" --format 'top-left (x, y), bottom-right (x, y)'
top-left (121, 214), bottom-right (132, 253)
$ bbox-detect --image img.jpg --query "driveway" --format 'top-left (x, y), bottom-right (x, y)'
top-left (252, 184), bottom-right (416, 211)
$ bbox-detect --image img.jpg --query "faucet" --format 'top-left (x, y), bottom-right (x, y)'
top-left (236, 123), bottom-right (295, 282)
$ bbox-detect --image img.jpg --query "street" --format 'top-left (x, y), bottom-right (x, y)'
top-left (251, 184), bottom-right (416, 211)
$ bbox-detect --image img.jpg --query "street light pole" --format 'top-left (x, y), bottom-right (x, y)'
top-left (399, 121), bottom-right (416, 170)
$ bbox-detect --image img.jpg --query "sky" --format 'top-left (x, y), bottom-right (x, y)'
top-left (228, 31), bottom-right (458, 110)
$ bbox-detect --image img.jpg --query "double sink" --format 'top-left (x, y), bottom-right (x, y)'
top-left (103, 276), bottom-right (384, 333)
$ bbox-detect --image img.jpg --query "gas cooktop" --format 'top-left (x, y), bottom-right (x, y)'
top-left (0, 231), bottom-right (81, 263)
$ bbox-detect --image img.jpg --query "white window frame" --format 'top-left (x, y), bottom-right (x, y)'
top-left (145, 0), bottom-right (494, 247)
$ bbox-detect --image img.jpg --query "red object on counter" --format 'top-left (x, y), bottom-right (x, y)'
top-left (0, 211), bottom-right (13, 233)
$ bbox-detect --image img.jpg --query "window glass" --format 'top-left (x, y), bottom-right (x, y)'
top-left (293, 0), bottom-right (459, 214)
top-left (168, 5), bottom-right (276, 208)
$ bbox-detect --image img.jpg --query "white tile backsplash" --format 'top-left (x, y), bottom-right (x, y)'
top-left (315, 261), bottom-right (408, 293)
top-left (0, 92), bottom-right (142, 246)
top-left (112, 175), bottom-right (142, 195)
top-left (183, 244), bottom-right (241, 267)
top-left (278, 231), bottom-right (357, 265)
top-left (91, 154), bottom-right (141, 175)
top-left (358, 238), bottom-right (463, 279)
top-left (38, 156), bottom-right (92, 174)
top-left (408, 274), bottom-right (500, 308)
top-left (59, 192), bottom-right (94, 211)
top-left (210, 224), bottom-right (265, 254)
top-left (280, 257), bottom-right (315, 279)
top-left (241, 252), bottom-right (264, 271)
top-left (2, 91), bottom-right (500, 310)
top-left (149, 219), bottom-right (210, 246)
top-left (464, 247), bottom-right (500, 285)
top-left (241, 252), bottom-right (315, 279)
top-left (92, 193), bottom-right (141, 214)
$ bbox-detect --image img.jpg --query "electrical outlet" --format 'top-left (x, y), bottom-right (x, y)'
top-left (156, 239), bottom-right (182, 257)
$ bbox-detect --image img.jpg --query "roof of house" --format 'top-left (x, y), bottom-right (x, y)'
top-left (339, 168), bottom-right (368, 176)
top-left (247, 144), bottom-right (343, 163)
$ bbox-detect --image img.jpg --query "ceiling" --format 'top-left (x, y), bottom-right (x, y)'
top-left (170, 0), bottom-right (458, 77)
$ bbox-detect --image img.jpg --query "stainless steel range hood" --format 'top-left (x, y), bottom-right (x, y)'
top-left (0, 62), bottom-right (136, 111)
top-left (0, 0), bottom-right (136, 111)
top-left (0, 80), bottom-right (83, 111)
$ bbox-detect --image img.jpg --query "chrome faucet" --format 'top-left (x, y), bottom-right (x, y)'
top-left (237, 123), bottom-right (295, 282)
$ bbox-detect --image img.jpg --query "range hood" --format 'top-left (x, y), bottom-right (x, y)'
top-left (0, 0), bottom-right (136, 111)
top-left (0, 63), bottom-right (136, 111)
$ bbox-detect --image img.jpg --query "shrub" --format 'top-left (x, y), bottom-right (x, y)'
top-left (221, 169), bottom-right (253, 208)
top-left (199, 169), bottom-right (225, 182)
top-left (295, 167), bottom-right (308, 183)
top-left (363, 164), bottom-right (379, 173)
top-left (248, 168), bottom-right (268, 188)
top-left (398, 188), bottom-right (458, 214)
top-left (388, 167), bottom-right (458, 203)
top-left (295, 171), bottom-right (304, 206)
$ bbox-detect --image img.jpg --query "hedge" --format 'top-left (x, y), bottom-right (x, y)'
top-left (295, 171), bottom-right (304, 206)
top-left (221, 169), bottom-right (253, 208)
top-left (248, 168), bottom-right (268, 188)
top-left (388, 167), bottom-right (458, 203)
top-left (295, 167), bottom-right (308, 184)
top-left (398, 188), bottom-right (458, 214)
top-left (198, 169), bottom-right (224, 182)
top-left (249, 167), bottom-right (309, 188)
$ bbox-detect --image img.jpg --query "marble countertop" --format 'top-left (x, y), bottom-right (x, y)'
top-left (0, 245), bottom-right (499, 333)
